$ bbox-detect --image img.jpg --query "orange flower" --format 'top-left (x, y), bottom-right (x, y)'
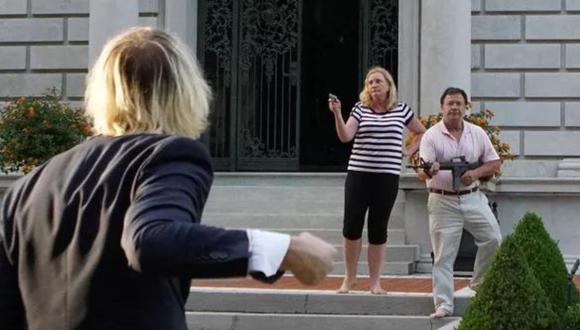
top-left (20, 164), bottom-right (33, 174)
top-left (27, 107), bottom-right (36, 117)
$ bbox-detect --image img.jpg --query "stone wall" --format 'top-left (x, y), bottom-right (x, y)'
top-left (471, 0), bottom-right (580, 163)
top-left (0, 0), bottom-right (160, 105)
top-left (1, 0), bottom-right (579, 164)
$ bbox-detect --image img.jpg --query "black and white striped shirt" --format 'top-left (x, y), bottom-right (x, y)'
top-left (347, 102), bottom-right (414, 175)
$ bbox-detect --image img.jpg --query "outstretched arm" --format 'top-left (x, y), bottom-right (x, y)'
top-left (122, 137), bottom-right (336, 284)
top-left (247, 230), bottom-right (336, 285)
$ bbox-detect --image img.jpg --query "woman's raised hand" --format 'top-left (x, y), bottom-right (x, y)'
top-left (328, 94), bottom-right (341, 114)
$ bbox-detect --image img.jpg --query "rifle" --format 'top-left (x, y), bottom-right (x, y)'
top-left (407, 156), bottom-right (482, 192)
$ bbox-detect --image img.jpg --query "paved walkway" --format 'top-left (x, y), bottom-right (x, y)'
top-left (192, 275), bottom-right (580, 294)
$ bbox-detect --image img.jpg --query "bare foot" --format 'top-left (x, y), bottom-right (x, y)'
top-left (337, 278), bottom-right (356, 293)
top-left (369, 283), bottom-right (386, 295)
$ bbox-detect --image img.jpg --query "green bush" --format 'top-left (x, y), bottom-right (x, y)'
top-left (513, 212), bottom-right (570, 315)
top-left (0, 89), bottom-right (91, 173)
top-left (562, 303), bottom-right (580, 330)
top-left (458, 235), bottom-right (556, 330)
top-left (571, 286), bottom-right (580, 306)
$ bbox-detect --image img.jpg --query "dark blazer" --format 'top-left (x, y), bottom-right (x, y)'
top-left (0, 134), bottom-right (250, 330)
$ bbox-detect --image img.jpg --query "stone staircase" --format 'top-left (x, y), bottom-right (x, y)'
top-left (184, 287), bottom-right (467, 330)
top-left (203, 173), bottom-right (420, 275)
top-left (195, 173), bottom-right (468, 329)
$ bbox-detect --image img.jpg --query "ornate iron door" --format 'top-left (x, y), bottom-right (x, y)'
top-left (199, 0), bottom-right (300, 171)
top-left (362, 0), bottom-right (399, 79)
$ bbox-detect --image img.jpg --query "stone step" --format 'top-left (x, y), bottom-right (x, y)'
top-left (204, 197), bottom-right (345, 214)
top-left (204, 198), bottom-right (405, 221)
top-left (208, 185), bottom-right (344, 202)
top-left (205, 177), bottom-right (405, 218)
top-left (330, 244), bottom-right (419, 262)
top-left (306, 228), bottom-right (407, 245)
top-left (186, 312), bottom-right (461, 330)
top-left (202, 213), bottom-right (404, 230)
top-left (332, 261), bottom-right (417, 275)
top-left (203, 213), bottom-right (342, 228)
top-left (205, 201), bottom-right (406, 218)
top-left (207, 194), bottom-right (404, 213)
top-left (185, 287), bottom-right (469, 316)
top-left (200, 228), bottom-right (407, 245)
top-left (212, 173), bottom-right (347, 187)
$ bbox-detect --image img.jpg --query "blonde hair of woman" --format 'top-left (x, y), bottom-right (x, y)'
top-left (85, 27), bottom-right (211, 139)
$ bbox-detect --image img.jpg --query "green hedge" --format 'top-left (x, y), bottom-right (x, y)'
top-left (458, 235), bottom-right (556, 330)
top-left (562, 303), bottom-right (580, 330)
top-left (513, 212), bottom-right (571, 315)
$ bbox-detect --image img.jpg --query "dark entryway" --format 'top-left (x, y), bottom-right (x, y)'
top-left (197, 0), bottom-right (398, 171)
top-left (299, 0), bottom-right (359, 171)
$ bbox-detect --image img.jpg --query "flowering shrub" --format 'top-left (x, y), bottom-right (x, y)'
top-left (0, 89), bottom-right (92, 174)
top-left (406, 109), bottom-right (515, 177)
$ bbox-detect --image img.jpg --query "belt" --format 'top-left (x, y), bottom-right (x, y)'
top-left (429, 187), bottom-right (479, 196)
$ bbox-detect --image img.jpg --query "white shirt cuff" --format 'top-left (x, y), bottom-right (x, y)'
top-left (246, 229), bottom-right (290, 277)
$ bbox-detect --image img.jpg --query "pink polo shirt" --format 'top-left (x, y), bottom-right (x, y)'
top-left (419, 120), bottom-right (499, 191)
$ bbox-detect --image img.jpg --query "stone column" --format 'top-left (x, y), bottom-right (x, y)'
top-left (164, 0), bottom-right (198, 54)
top-left (89, 0), bottom-right (139, 66)
top-left (419, 0), bottom-right (471, 114)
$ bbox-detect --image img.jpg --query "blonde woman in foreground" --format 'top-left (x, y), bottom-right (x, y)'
top-left (0, 27), bottom-right (336, 330)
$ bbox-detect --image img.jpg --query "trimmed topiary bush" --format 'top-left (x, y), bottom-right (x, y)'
top-left (571, 286), bottom-right (580, 307)
top-left (562, 303), bottom-right (580, 330)
top-left (513, 212), bottom-right (570, 315)
top-left (458, 235), bottom-right (556, 330)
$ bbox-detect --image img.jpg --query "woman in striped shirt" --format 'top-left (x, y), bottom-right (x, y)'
top-left (328, 66), bottom-right (426, 294)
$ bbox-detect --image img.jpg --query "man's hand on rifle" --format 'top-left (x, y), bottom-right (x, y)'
top-left (429, 162), bottom-right (440, 176)
top-left (421, 161), bottom-right (439, 178)
top-left (460, 169), bottom-right (478, 186)
top-left (408, 158), bottom-right (440, 180)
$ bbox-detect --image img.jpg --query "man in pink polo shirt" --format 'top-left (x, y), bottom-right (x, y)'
top-left (417, 87), bottom-right (502, 319)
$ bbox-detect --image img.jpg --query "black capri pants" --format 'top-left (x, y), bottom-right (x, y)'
top-left (343, 171), bottom-right (399, 245)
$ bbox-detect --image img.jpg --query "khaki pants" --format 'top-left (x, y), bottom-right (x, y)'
top-left (428, 190), bottom-right (502, 313)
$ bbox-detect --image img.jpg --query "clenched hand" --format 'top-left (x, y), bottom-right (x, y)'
top-left (280, 232), bottom-right (337, 285)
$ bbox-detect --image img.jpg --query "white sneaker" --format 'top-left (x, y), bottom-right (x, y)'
top-left (430, 307), bottom-right (452, 319)
top-left (455, 286), bottom-right (477, 298)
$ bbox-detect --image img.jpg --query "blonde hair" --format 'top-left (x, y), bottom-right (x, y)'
top-left (85, 27), bottom-right (211, 139)
top-left (359, 66), bottom-right (397, 111)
